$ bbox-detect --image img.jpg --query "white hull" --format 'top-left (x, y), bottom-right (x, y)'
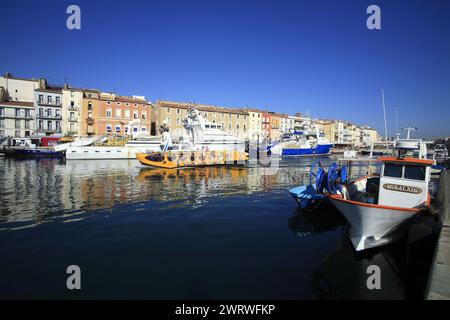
top-left (66, 145), bottom-right (161, 160)
top-left (66, 142), bottom-right (245, 160)
top-left (328, 195), bottom-right (419, 251)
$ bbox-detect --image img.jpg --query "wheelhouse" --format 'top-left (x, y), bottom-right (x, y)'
top-left (378, 157), bottom-right (433, 208)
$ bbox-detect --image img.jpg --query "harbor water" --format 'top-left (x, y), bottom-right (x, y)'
top-left (0, 156), bottom-right (429, 299)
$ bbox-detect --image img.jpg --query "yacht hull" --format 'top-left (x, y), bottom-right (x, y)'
top-left (273, 143), bottom-right (332, 156)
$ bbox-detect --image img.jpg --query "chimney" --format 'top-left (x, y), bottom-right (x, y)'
top-left (39, 78), bottom-right (47, 89)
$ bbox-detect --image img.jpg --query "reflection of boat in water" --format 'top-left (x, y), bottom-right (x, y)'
top-left (288, 202), bottom-right (346, 238)
top-left (312, 231), bottom-right (405, 299)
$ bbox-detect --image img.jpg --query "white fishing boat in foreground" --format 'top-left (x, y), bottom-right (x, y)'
top-left (328, 156), bottom-right (432, 251)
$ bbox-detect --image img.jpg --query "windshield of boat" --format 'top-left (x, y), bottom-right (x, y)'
top-left (383, 163), bottom-right (403, 178)
top-left (404, 165), bottom-right (426, 181)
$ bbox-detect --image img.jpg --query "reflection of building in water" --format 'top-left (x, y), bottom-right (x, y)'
top-left (0, 156), bottom-right (378, 229)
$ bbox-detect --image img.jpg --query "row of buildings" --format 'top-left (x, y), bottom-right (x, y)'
top-left (0, 73), bottom-right (380, 147)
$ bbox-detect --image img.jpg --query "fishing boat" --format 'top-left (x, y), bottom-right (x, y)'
top-left (136, 150), bottom-right (248, 169)
top-left (328, 157), bottom-right (432, 251)
top-left (270, 126), bottom-right (332, 156)
top-left (289, 155), bottom-right (433, 251)
top-left (0, 137), bottom-right (64, 158)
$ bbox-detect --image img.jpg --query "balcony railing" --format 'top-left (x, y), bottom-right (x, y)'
top-left (38, 128), bottom-right (62, 133)
top-left (37, 114), bottom-right (62, 120)
top-left (68, 105), bottom-right (78, 111)
top-left (37, 100), bottom-right (62, 107)
top-left (0, 114), bottom-right (34, 119)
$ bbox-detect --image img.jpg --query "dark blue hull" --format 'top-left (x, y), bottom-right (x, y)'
top-left (281, 144), bottom-right (332, 156)
top-left (1, 148), bottom-right (64, 158)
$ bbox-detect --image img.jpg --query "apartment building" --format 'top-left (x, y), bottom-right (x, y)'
top-left (81, 89), bottom-right (100, 135)
top-left (243, 108), bottom-right (263, 142)
top-left (0, 101), bottom-right (35, 137)
top-left (34, 88), bottom-right (63, 136)
top-left (62, 85), bottom-right (84, 135)
top-left (155, 100), bottom-right (249, 141)
top-left (261, 111), bottom-right (271, 140)
top-left (96, 93), bottom-right (151, 136)
top-left (0, 73), bottom-right (45, 103)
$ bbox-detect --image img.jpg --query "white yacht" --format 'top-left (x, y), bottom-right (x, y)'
top-left (65, 108), bottom-right (245, 160)
top-left (179, 108), bottom-right (245, 152)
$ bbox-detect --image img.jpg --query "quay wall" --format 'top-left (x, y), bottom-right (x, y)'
top-left (426, 170), bottom-right (450, 299)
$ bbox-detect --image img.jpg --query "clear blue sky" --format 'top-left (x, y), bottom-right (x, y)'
top-left (1, 0), bottom-right (449, 138)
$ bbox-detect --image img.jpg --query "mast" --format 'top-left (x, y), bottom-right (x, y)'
top-left (381, 89), bottom-right (388, 151)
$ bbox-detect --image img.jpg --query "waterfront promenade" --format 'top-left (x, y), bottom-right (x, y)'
top-left (426, 170), bottom-right (450, 300)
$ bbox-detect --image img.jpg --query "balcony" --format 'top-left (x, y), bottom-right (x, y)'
top-left (37, 114), bottom-right (62, 120)
top-left (0, 114), bottom-right (34, 120)
top-left (38, 128), bottom-right (62, 133)
top-left (68, 117), bottom-right (78, 122)
top-left (37, 100), bottom-right (62, 107)
top-left (68, 105), bottom-right (78, 111)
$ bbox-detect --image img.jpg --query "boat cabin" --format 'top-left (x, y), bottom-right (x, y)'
top-left (378, 157), bottom-right (432, 208)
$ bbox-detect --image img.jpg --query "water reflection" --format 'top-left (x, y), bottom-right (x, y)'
top-left (0, 156), bottom-right (378, 230)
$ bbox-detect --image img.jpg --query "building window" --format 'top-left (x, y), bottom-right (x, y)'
top-left (126, 103), bottom-right (130, 106)
top-left (47, 96), bottom-right (52, 104)
top-left (176, 118), bottom-right (180, 125)
top-left (116, 102), bottom-right (121, 106)
top-left (228, 123), bottom-right (231, 129)
top-left (0, 108), bottom-right (4, 116)
top-left (38, 120), bottom-right (43, 130)
top-left (106, 124), bottom-right (112, 133)
top-left (167, 108), bottom-right (170, 113)
top-left (39, 95), bottom-right (44, 103)
top-left (229, 114), bottom-right (231, 119)
top-left (115, 125), bottom-right (121, 133)
top-left (56, 121), bottom-right (61, 131)
top-left (177, 108), bottom-right (180, 114)
top-left (125, 126), bottom-right (129, 133)
top-left (56, 97), bottom-right (60, 105)
top-left (15, 130), bottom-right (20, 137)
top-left (55, 109), bottom-right (60, 117)
top-left (0, 130), bottom-right (4, 137)
top-left (0, 119), bottom-right (4, 128)
top-left (134, 111), bottom-right (138, 119)
top-left (142, 112), bottom-right (146, 120)
top-left (70, 112), bottom-right (75, 121)
top-left (141, 127), bottom-right (147, 132)
top-left (125, 109), bottom-right (130, 118)
top-left (116, 108), bottom-right (121, 118)
top-left (15, 109), bottom-right (21, 117)
top-left (88, 102), bottom-right (93, 111)
top-left (107, 101), bottom-right (111, 105)
top-left (25, 120), bottom-right (30, 129)
top-left (237, 124), bottom-right (240, 130)
top-left (106, 108), bottom-right (112, 117)
top-left (47, 108), bottom-right (52, 117)
top-left (48, 121), bottom-right (52, 131)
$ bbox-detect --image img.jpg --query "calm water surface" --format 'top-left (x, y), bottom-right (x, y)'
top-left (0, 156), bottom-right (407, 299)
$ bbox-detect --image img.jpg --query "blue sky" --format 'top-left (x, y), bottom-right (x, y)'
top-left (1, 0), bottom-right (449, 138)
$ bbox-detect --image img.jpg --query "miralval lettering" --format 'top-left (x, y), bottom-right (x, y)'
top-left (383, 183), bottom-right (422, 194)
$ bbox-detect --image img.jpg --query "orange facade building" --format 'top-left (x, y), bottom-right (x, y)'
top-left (81, 91), bottom-right (152, 136)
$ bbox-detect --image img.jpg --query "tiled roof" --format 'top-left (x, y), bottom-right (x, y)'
top-left (157, 100), bottom-right (249, 115)
top-left (0, 101), bottom-right (34, 107)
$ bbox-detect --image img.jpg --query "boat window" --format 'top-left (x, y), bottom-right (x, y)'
top-left (404, 165), bottom-right (426, 181)
top-left (383, 163), bottom-right (403, 178)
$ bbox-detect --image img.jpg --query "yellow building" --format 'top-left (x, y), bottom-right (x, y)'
top-left (155, 100), bottom-right (249, 141)
top-left (242, 108), bottom-right (262, 142)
